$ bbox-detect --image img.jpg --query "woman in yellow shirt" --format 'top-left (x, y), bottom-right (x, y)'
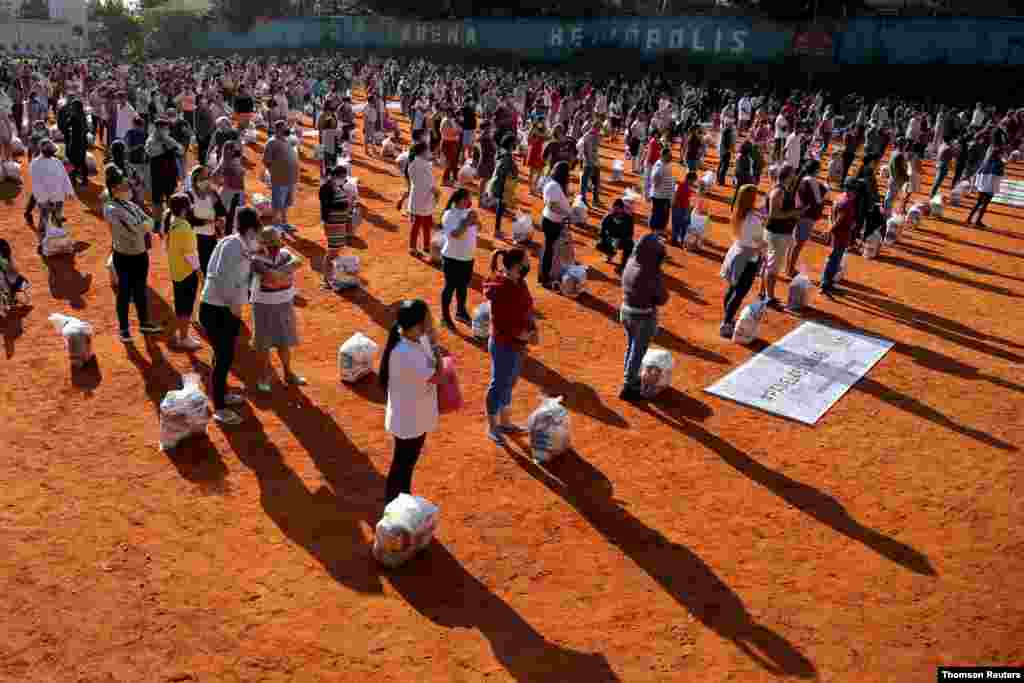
top-left (164, 194), bottom-right (202, 351)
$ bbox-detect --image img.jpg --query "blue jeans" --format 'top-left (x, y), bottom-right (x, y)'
top-left (822, 241), bottom-right (848, 289)
top-left (486, 338), bottom-right (523, 416)
top-left (671, 207), bottom-right (690, 242)
top-left (650, 197), bottom-right (671, 230)
top-left (621, 309), bottom-right (657, 391)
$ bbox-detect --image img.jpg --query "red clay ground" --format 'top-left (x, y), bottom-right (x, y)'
top-left (1, 96), bottom-right (1022, 683)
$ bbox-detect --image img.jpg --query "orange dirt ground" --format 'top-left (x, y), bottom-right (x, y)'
top-left (1, 95), bottom-right (1022, 683)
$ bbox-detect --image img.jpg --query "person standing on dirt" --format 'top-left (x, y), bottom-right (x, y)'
top-left (538, 161), bottom-right (572, 290)
top-left (619, 215), bottom-right (669, 402)
top-left (820, 178), bottom-right (859, 299)
top-left (379, 299), bottom-right (444, 505)
top-left (762, 164), bottom-right (801, 309)
top-left (407, 141), bottom-right (438, 257)
top-left (262, 121), bottom-right (299, 235)
top-left (458, 99), bottom-right (477, 165)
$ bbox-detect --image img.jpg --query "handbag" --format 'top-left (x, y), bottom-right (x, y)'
top-left (436, 356), bottom-right (463, 415)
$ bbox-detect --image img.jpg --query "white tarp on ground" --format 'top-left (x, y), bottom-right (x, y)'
top-left (705, 322), bottom-right (894, 425)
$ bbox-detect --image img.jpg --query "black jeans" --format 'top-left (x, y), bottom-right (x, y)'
top-left (112, 251), bottom-right (151, 333)
top-left (441, 256), bottom-right (473, 322)
top-left (724, 257), bottom-right (761, 324)
top-left (951, 159), bottom-right (967, 190)
top-left (539, 217), bottom-right (563, 286)
top-left (841, 150), bottom-right (856, 180)
top-left (197, 135), bottom-right (212, 166)
top-left (494, 199), bottom-right (506, 234)
top-left (199, 302), bottom-right (241, 410)
top-left (386, 434), bottom-right (426, 505)
top-left (717, 152), bottom-right (731, 187)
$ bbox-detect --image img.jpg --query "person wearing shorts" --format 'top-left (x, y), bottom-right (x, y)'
top-left (762, 164), bottom-right (800, 308)
top-left (263, 121), bottom-right (299, 233)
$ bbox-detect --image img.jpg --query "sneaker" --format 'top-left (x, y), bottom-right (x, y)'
top-left (719, 322), bottom-right (734, 339)
top-left (119, 329), bottom-right (132, 343)
top-left (285, 373), bottom-right (307, 386)
top-left (139, 323), bottom-right (163, 335)
top-left (213, 409), bottom-right (243, 425)
top-left (224, 393), bottom-right (246, 406)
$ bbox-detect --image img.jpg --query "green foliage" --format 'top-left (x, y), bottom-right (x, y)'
top-left (19, 0), bottom-right (51, 20)
top-left (90, 0), bottom-right (144, 58)
top-left (212, 0), bottom-right (291, 32)
top-left (142, 6), bottom-right (211, 55)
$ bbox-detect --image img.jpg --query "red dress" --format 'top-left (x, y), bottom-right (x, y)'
top-left (527, 135), bottom-right (545, 170)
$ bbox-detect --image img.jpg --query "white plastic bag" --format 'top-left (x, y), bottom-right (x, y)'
top-left (48, 313), bottom-right (94, 369)
top-left (372, 493), bottom-right (439, 568)
top-left (640, 348), bottom-right (674, 398)
top-left (243, 128), bottom-right (259, 145)
top-left (622, 188), bottom-right (641, 213)
top-left (331, 255), bottom-right (361, 290)
top-left (3, 160), bottom-right (21, 182)
top-left (528, 395), bottom-right (572, 463)
top-left (159, 373), bottom-right (211, 451)
top-left (381, 137), bottom-right (397, 159)
top-left (561, 264), bottom-right (587, 298)
top-left (457, 162), bottom-right (477, 186)
top-left (884, 216), bottom-right (903, 246)
top-left (472, 302), bottom-right (491, 339)
top-left (511, 214), bottom-right (533, 244)
top-left (338, 332), bottom-right (378, 383)
top-left (862, 231), bottom-right (882, 259)
top-left (685, 211), bottom-right (707, 250)
top-left (732, 299), bottom-right (767, 345)
top-left (929, 194), bottom-right (944, 218)
top-left (429, 231), bottom-right (444, 265)
top-left (42, 225), bottom-right (75, 257)
top-left (698, 171), bottom-right (715, 193)
top-left (611, 159), bottom-right (624, 182)
top-left (786, 273), bottom-right (812, 311)
top-left (570, 196), bottom-right (588, 224)
top-left (906, 205), bottom-right (923, 227)
top-left (343, 177), bottom-right (360, 200)
top-left (312, 144), bottom-right (324, 161)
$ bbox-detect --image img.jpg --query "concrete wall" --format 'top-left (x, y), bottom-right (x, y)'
top-left (0, 20), bottom-right (83, 53)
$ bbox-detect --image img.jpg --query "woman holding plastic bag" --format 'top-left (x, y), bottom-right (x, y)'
top-left (439, 188), bottom-right (479, 329)
top-left (538, 161), bottom-right (572, 289)
top-left (250, 227), bottom-right (306, 392)
top-left (380, 299), bottom-right (446, 505)
top-left (719, 185), bottom-right (765, 339)
top-left (104, 165), bottom-right (163, 343)
top-left (619, 218), bottom-right (669, 402)
top-left (198, 207), bottom-right (260, 426)
top-left (483, 248), bottom-right (537, 445)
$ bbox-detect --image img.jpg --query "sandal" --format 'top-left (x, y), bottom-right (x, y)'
top-left (285, 374), bottom-right (307, 386)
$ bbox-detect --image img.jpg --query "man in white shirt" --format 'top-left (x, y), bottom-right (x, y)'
top-left (738, 95), bottom-right (752, 132)
top-left (971, 103), bottom-right (986, 127)
top-left (114, 93), bottom-right (137, 142)
top-left (784, 129), bottom-right (802, 170)
top-left (29, 141), bottom-right (76, 250)
top-left (774, 112), bottom-right (789, 163)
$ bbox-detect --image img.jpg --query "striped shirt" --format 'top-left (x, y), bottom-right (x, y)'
top-left (650, 160), bottom-right (676, 200)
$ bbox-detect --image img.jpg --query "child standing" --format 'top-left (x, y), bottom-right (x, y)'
top-left (671, 171), bottom-right (697, 246)
top-left (164, 194), bottom-right (202, 351)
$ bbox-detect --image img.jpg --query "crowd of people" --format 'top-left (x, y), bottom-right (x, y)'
top-left (0, 52), bottom-right (1018, 506)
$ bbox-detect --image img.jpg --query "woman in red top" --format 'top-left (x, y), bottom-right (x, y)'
top-left (526, 123), bottom-right (547, 196)
top-left (643, 133), bottom-right (662, 199)
top-left (482, 248), bottom-right (537, 445)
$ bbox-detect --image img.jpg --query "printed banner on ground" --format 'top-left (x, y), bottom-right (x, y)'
top-left (992, 179), bottom-right (1024, 208)
top-left (705, 322), bottom-right (893, 425)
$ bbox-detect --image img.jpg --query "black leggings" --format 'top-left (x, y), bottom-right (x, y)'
top-left (539, 217), bottom-right (563, 286)
top-left (386, 434), bottom-right (426, 505)
top-left (197, 234), bottom-right (218, 276)
top-left (968, 192), bottom-right (993, 224)
top-left (112, 251), bottom-right (151, 333)
top-left (199, 302), bottom-right (241, 410)
top-left (441, 256), bottom-right (473, 321)
top-left (724, 257), bottom-right (761, 324)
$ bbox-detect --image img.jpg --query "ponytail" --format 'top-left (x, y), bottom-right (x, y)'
top-left (378, 323), bottom-right (402, 390)
top-left (162, 208), bottom-right (173, 234)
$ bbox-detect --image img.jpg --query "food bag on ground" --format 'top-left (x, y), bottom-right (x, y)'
top-left (436, 356), bottom-right (463, 415)
top-left (786, 273), bottom-right (813, 312)
top-left (337, 332), bottom-right (379, 383)
top-left (528, 395), bottom-right (572, 464)
top-left (862, 230), bottom-right (882, 259)
top-left (381, 137), bottom-right (397, 158)
top-left (906, 205), bottom-right (923, 226)
top-left (48, 313), bottom-right (94, 369)
top-left (158, 373), bottom-right (211, 451)
top-left (570, 195), bottom-right (588, 224)
top-left (611, 159), bottom-right (624, 182)
top-left (698, 171), bottom-right (715, 193)
top-left (331, 254), bottom-right (361, 290)
top-left (732, 299), bottom-right (767, 345)
top-left (561, 264), bottom-right (587, 298)
top-left (472, 301), bottom-right (491, 339)
top-left (685, 210), bottom-right (707, 250)
top-left (343, 177), bottom-right (360, 200)
top-left (622, 188), bottom-right (641, 213)
top-left (884, 215), bottom-right (904, 246)
top-left (243, 128), bottom-right (259, 145)
top-left (429, 231), bottom-right (444, 265)
top-left (511, 214), bottom-right (533, 244)
top-left (42, 225), bottom-right (75, 257)
top-left (457, 162), bottom-right (477, 186)
top-left (640, 348), bottom-right (674, 398)
top-left (3, 160), bottom-right (21, 182)
top-left (929, 194), bottom-right (944, 218)
top-left (372, 493), bottom-right (439, 568)
top-left (11, 137), bottom-right (25, 156)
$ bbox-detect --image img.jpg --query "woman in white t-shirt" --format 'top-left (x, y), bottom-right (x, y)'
top-left (379, 299), bottom-right (445, 505)
top-left (539, 161), bottom-right (572, 289)
top-left (719, 185), bottom-right (765, 339)
top-left (406, 142), bottom-right (437, 256)
top-left (439, 188), bottom-right (479, 328)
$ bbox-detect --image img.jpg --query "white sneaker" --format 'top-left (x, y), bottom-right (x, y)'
top-left (213, 409), bottom-right (243, 425)
top-left (224, 393), bottom-right (246, 406)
